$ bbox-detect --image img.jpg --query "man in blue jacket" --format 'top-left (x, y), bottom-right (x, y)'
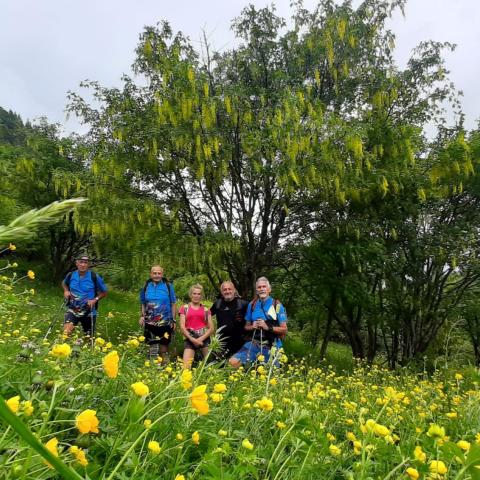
top-left (139, 265), bottom-right (177, 362)
top-left (229, 276), bottom-right (287, 368)
top-left (62, 255), bottom-right (108, 336)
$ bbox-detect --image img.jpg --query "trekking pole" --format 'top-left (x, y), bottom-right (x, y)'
top-left (89, 311), bottom-right (95, 349)
top-left (43, 300), bottom-right (67, 340)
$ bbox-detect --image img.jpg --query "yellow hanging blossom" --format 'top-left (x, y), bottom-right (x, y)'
top-left (192, 431), bottom-right (200, 445)
top-left (102, 350), bottom-right (119, 378)
top-left (131, 381), bottom-right (149, 398)
top-left (75, 409), bottom-right (100, 434)
top-left (27, 270), bottom-right (35, 280)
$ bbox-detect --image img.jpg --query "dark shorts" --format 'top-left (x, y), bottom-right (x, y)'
top-left (64, 311), bottom-right (96, 335)
top-left (184, 336), bottom-right (211, 351)
top-left (144, 322), bottom-right (174, 346)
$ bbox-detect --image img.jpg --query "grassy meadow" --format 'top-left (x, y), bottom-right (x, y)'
top-left (1, 270), bottom-right (480, 479)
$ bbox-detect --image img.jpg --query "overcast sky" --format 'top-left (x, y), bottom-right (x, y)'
top-left (1, 0), bottom-right (479, 133)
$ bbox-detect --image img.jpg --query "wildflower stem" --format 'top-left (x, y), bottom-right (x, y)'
top-left (0, 395), bottom-right (83, 480)
top-left (105, 410), bottom-right (175, 480)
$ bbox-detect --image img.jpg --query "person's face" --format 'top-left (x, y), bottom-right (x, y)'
top-left (76, 259), bottom-right (89, 273)
top-left (221, 283), bottom-right (235, 302)
top-left (150, 267), bottom-right (163, 282)
top-left (190, 288), bottom-right (202, 303)
top-left (256, 281), bottom-right (271, 300)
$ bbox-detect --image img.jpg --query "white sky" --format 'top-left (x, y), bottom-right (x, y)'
top-left (1, 0), bottom-right (479, 133)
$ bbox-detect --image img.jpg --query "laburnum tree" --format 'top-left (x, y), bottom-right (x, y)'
top-left (67, 0), bottom-right (436, 296)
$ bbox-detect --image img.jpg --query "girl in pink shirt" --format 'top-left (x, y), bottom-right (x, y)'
top-left (179, 283), bottom-right (214, 369)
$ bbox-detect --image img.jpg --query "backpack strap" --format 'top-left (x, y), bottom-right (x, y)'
top-left (65, 270), bottom-right (99, 298)
top-left (214, 298), bottom-right (223, 312)
top-left (64, 271), bottom-right (73, 288)
top-left (143, 278), bottom-right (173, 303)
top-left (91, 271), bottom-right (99, 298)
top-left (142, 278), bottom-right (153, 296)
top-left (164, 278), bottom-right (173, 304)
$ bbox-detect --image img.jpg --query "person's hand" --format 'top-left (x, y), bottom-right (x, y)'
top-left (139, 316), bottom-right (145, 327)
top-left (64, 290), bottom-right (71, 300)
top-left (191, 338), bottom-right (203, 347)
top-left (87, 299), bottom-right (97, 309)
top-left (255, 320), bottom-right (268, 330)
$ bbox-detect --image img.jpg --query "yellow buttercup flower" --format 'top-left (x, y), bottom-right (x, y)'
top-left (210, 393), bottom-right (223, 403)
top-left (429, 460), bottom-right (448, 475)
top-left (256, 397), bottom-right (274, 412)
top-left (414, 446), bottom-right (426, 463)
top-left (373, 423), bottom-right (390, 437)
top-left (181, 369), bottom-right (193, 390)
top-left (192, 431), bottom-right (200, 445)
top-left (455, 373), bottom-right (463, 380)
top-left (131, 381), bottom-right (149, 397)
top-left (50, 343), bottom-right (72, 358)
top-left (44, 437), bottom-right (59, 467)
top-left (213, 383), bottom-right (227, 393)
top-left (144, 419), bottom-right (152, 429)
top-left (405, 467), bottom-right (419, 479)
top-left (22, 400), bottom-right (34, 416)
top-left (148, 440), bottom-right (161, 455)
top-left (75, 409), bottom-right (100, 434)
top-left (6, 395), bottom-right (20, 413)
top-left (457, 440), bottom-right (471, 452)
top-left (190, 385), bottom-right (209, 415)
top-left (27, 270), bottom-right (35, 280)
top-left (329, 444), bottom-right (342, 456)
top-left (276, 421), bottom-right (286, 429)
top-left (427, 424), bottom-right (445, 440)
top-left (218, 429), bottom-right (228, 437)
top-left (9, 243), bottom-right (16, 251)
top-left (175, 475), bottom-right (185, 480)
top-left (103, 350), bottom-right (119, 378)
top-left (176, 433), bottom-right (184, 441)
top-left (242, 438), bottom-right (254, 450)
top-left (69, 445), bottom-right (88, 466)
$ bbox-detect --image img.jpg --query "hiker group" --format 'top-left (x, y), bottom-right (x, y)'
top-left (61, 255), bottom-right (287, 368)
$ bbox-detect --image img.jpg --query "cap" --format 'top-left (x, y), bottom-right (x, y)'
top-left (76, 255), bottom-right (90, 261)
